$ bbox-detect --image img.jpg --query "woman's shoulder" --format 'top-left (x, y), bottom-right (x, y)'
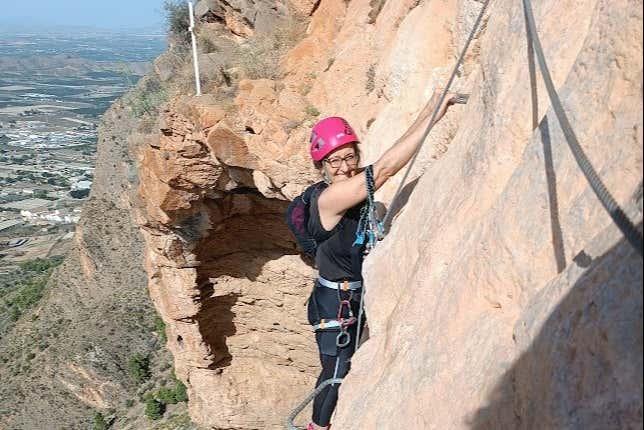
top-left (307, 182), bottom-right (337, 240)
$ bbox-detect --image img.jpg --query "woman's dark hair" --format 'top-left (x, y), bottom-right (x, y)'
top-left (313, 142), bottom-right (362, 170)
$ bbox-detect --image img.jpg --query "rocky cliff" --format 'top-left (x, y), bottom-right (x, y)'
top-left (333, 0), bottom-right (644, 427)
top-left (132, 0), bottom-right (643, 428)
top-left (133, 2), bottom-right (322, 427)
top-left (4, 0), bottom-right (639, 429)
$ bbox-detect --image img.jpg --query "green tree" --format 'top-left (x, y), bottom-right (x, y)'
top-left (154, 378), bottom-right (188, 405)
top-left (3, 257), bottom-right (63, 324)
top-left (93, 412), bottom-right (108, 430)
top-left (154, 314), bottom-right (167, 343)
top-left (156, 386), bottom-right (177, 405)
top-left (173, 380), bottom-right (188, 403)
top-left (126, 77), bottom-right (167, 118)
top-left (127, 354), bottom-right (151, 383)
top-left (164, 1), bottom-right (191, 44)
top-left (19, 256), bottom-right (63, 272)
top-left (9, 306), bottom-right (21, 322)
top-left (145, 396), bottom-right (165, 420)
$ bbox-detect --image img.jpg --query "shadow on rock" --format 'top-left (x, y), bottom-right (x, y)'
top-left (468, 230), bottom-right (643, 429)
top-left (195, 194), bottom-right (298, 281)
top-left (384, 177), bottom-right (421, 233)
top-left (194, 291), bottom-right (241, 369)
top-left (190, 194), bottom-right (305, 369)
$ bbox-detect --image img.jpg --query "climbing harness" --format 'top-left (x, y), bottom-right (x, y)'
top-left (317, 277), bottom-right (363, 291)
top-left (312, 276), bottom-right (361, 345)
top-left (310, 278), bottom-right (360, 395)
top-left (311, 319), bottom-right (342, 331)
top-left (521, 0), bottom-right (643, 256)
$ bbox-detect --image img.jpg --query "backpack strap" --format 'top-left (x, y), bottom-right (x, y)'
top-left (302, 181), bottom-right (325, 204)
top-left (285, 181), bottom-right (329, 258)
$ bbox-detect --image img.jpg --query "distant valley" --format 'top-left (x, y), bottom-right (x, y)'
top-left (0, 31), bottom-right (165, 320)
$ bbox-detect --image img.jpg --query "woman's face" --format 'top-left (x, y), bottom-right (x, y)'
top-left (323, 145), bottom-right (359, 183)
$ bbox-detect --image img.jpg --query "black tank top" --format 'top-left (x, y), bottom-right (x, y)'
top-left (308, 186), bottom-right (365, 281)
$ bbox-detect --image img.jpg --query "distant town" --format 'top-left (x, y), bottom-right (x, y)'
top-left (0, 32), bottom-right (165, 272)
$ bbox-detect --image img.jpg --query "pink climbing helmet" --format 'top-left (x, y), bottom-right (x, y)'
top-left (309, 117), bottom-right (360, 162)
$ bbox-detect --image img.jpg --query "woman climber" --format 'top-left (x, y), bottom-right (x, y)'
top-left (304, 89), bottom-right (457, 430)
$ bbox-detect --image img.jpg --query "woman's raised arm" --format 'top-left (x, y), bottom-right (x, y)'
top-left (318, 90), bottom-right (455, 229)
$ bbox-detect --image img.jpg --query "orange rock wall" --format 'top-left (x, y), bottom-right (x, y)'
top-left (135, 0), bottom-right (642, 428)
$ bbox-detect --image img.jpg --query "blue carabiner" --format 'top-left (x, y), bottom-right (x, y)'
top-left (353, 231), bottom-right (366, 246)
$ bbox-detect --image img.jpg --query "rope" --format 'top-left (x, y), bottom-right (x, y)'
top-left (381, 0), bottom-right (492, 230)
top-left (285, 378), bottom-right (344, 430)
top-left (354, 165), bottom-right (382, 349)
top-left (355, 285), bottom-right (366, 354)
top-left (332, 356), bottom-right (341, 383)
top-left (522, 0), bottom-right (643, 256)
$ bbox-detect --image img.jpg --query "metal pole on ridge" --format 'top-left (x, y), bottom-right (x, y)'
top-left (188, 1), bottom-right (202, 96)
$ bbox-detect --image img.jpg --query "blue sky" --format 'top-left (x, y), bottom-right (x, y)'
top-left (0, 0), bottom-right (171, 30)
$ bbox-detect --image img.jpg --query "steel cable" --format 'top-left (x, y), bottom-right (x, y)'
top-left (381, 0), bottom-right (492, 230)
top-left (522, 0), bottom-right (643, 255)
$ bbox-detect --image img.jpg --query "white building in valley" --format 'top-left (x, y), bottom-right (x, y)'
top-left (20, 209), bottom-right (80, 224)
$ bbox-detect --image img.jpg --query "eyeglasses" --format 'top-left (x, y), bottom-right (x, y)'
top-left (324, 154), bottom-right (358, 169)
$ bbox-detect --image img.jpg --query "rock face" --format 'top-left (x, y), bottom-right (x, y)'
top-left (194, 0), bottom-right (317, 36)
top-left (132, 0), bottom-right (642, 429)
top-left (135, 99), bottom-right (320, 429)
top-left (328, 0), bottom-right (644, 429)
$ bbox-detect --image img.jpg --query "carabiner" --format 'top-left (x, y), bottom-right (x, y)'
top-left (336, 328), bottom-right (351, 348)
top-left (337, 299), bottom-right (352, 320)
